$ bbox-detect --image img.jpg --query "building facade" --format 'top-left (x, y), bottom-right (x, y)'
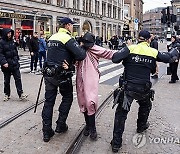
top-left (0, 0), bottom-right (124, 41)
top-left (124, 0), bottom-right (143, 38)
top-left (171, 0), bottom-right (180, 35)
top-left (143, 7), bottom-right (166, 38)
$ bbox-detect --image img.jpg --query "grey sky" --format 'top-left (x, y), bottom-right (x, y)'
top-left (143, 0), bottom-right (171, 13)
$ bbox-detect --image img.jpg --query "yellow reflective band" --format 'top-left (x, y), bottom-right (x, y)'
top-left (128, 42), bottom-right (158, 58)
top-left (49, 28), bottom-right (72, 44)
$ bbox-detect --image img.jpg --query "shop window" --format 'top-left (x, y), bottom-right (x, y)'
top-left (21, 20), bottom-right (33, 30)
top-left (0, 18), bottom-right (12, 29)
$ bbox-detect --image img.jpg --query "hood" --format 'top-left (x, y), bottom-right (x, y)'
top-left (1, 28), bottom-right (14, 41)
top-left (82, 32), bottom-right (95, 49)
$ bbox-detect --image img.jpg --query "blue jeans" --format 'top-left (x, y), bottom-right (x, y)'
top-left (39, 51), bottom-right (46, 69)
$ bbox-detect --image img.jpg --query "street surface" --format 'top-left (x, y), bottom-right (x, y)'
top-left (0, 43), bottom-right (179, 154)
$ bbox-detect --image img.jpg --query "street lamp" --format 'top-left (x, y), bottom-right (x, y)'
top-left (32, 10), bottom-right (38, 33)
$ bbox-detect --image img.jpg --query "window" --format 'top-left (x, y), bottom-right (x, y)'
top-left (95, 0), bottom-right (99, 14)
top-left (57, 0), bottom-right (65, 7)
top-left (83, 0), bottom-right (86, 11)
top-left (89, 0), bottom-right (91, 12)
top-left (113, 6), bottom-right (116, 18)
top-left (42, 0), bottom-right (51, 4)
top-left (118, 8), bottom-right (121, 19)
top-left (102, 2), bottom-right (106, 16)
top-left (108, 4), bottom-right (112, 18)
top-left (177, 8), bottom-right (180, 13)
top-left (86, 0), bottom-right (88, 11)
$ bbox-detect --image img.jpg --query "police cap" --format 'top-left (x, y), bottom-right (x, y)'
top-left (139, 30), bottom-right (151, 40)
top-left (60, 17), bottom-right (76, 25)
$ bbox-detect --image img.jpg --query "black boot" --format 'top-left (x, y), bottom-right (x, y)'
top-left (55, 123), bottom-right (68, 133)
top-left (83, 111), bottom-right (90, 136)
top-left (110, 140), bottom-right (122, 153)
top-left (42, 122), bottom-right (55, 142)
top-left (137, 122), bottom-right (150, 133)
top-left (88, 114), bottom-right (97, 140)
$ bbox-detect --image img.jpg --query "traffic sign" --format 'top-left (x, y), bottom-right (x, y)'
top-left (134, 18), bottom-right (139, 24)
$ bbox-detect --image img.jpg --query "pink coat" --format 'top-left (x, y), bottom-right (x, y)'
top-left (76, 45), bottom-right (114, 115)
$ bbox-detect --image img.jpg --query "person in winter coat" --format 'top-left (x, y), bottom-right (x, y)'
top-left (38, 34), bottom-right (47, 70)
top-left (76, 32), bottom-right (115, 140)
top-left (29, 32), bottom-right (39, 73)
top-left (167, 35), bottom-right (180, 83)
top-left (0, 28), bottom-right (28, 101)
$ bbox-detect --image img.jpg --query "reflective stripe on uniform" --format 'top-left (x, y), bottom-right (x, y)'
top-left (128, 42), bottom-right (158, 58)
top-left (48, 28), bottom-right (72, 44)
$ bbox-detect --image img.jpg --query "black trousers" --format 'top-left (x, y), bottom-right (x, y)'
top-left (42, 76), bottom-right (73, 129)
top-left (30, 53), bottom-right (38, 71)
top-left (170, 62), bottom-right (179, 81)
top-left (3, 69), bottom-right (23, 97)
top-left (112, 85), bottom-right (152, 147)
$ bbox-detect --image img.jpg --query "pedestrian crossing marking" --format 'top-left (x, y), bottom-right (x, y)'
top-left (17, 57), bottom-right (123, 87)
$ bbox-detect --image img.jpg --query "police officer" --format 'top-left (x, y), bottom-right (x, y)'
top-left (42, 17), bottom-right (86, 142)
top-left (110, 30), bottom-right (179, 153)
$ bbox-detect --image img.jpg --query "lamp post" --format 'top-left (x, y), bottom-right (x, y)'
top-left (32, 10), bottom-right (38, 33)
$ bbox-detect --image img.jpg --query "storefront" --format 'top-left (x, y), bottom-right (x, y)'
top-left (0, 11), bottom-right (52, 38)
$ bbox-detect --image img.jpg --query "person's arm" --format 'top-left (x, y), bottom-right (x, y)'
top-left (91, 46), bottom-right (115, 60)
top-left (43, 39), bottom-right (47, 51)
top-left (112, 47), bottom-right (130, 63)
top-left (156, 48), bottom-right (179, 63)
top-left (0, 42), bottom-right (8, 66)
top-left (29, 39), bottom-right (33, 52)
top-left (65, 38), bottom-right (86, 61)
top-left (154, 41), bottom-right (158, 50)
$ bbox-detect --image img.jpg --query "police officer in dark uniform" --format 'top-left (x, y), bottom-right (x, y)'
top-left (42, 17), bottom-right (86, 142)
top-left (110, 30), bottom-right (179, 153)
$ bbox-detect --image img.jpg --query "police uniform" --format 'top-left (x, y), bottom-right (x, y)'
top-left (42, 18), bottom-right (86, 142)
top-left (110, 30), bottom-right (179, 153)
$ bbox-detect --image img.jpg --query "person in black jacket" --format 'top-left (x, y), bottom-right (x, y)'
top-left (41, 17), bottom-right (86, 142)
top-left (29, 32), bottom-right (39, 73)
top-left (110, 30), bottom-right (178, 153)
top-left (167, 35), bottom-right (180, 83)
top-left (0, 28), bottom-right (28, 101)
top-left (150, 34), bottom-right (159, 79)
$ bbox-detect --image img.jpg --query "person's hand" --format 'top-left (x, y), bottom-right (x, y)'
top-left (30, 52), bottom-right (34, 56)
top-left (62, 60), bottom-right (69, 69)
top-left (80, 42), bottom-right (84, 46)
top-left (3, 63), bottom-right (8, 68)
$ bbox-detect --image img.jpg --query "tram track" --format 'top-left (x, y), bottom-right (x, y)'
top-left (0, 99), bottom-right (45, 129)
top-left (64, 90), bottom-right (114, 154)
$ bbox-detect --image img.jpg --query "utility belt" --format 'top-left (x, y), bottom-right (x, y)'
top-left (43, 63), bottom-right (73, 80)
top-left (112, 76), bottom-right (155, 109)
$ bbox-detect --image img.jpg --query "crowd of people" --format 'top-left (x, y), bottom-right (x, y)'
top-left (0, 17), bottom-right (179, 153)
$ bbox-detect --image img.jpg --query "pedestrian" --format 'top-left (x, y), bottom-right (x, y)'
top-left (110, 30), bottom-right (179, 153)
top-left (38, 34), bottom-right (47, 71)
top-left (41, 17), bottom-right (86, 142)
top-left (29, 32), bottom-right (39, 73)
top-left (0, 28), bottom-right (28, 101)
top-left (150, 34), bottom-right (159, 79)
top-left (167, 35), bottom-right (180, 83)
top-left (76, 32), bottom-right (115, 140)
